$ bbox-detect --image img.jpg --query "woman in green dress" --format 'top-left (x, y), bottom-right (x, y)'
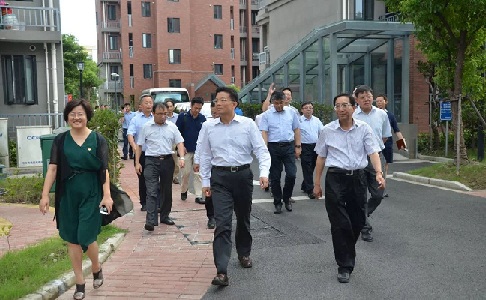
top-left (40, 99), bottom-right (113, 300)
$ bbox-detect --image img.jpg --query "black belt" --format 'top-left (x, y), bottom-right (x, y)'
top-left (327, 167), bottom-right (363, 176)
top-left (147, 154), bottom-right (172, 160)
top-left (212, 164), bottom-right (250, 172)
top-left (268, 141), bottom-right (293, 147)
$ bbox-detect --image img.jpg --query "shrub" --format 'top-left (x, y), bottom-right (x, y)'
top-left (88, 109), bottom-right (123, 184)
top-left (8, 139), bottom-right (17, 167)
top-left (0, 174), bottom-right (44, 204)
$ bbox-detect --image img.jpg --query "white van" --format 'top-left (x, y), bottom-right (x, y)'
top-left (141, 87), bottom-right (191, 112)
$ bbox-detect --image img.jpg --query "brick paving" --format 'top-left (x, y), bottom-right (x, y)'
top-left (1, 158), bottom-right (216, 299)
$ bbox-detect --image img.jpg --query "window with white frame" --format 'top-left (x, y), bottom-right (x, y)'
top-left (167, 18), bottom-right (180, 33)
top-left (168, 49), bottom-right (181, 64)
top-left (214, 5), bottom-right (222, 19)
top-left (214, 34), bottom-right (223, 49)
top-left (214, 64), bottom-right (223, 75)
top-left (143, 64), bottom-right (152, 79)
top-left (109, 35), bottom-right (118, 50)
top-left (142, 33), bottom-right (152, 48)
top-left (141, 1), bottom-right (151, 17)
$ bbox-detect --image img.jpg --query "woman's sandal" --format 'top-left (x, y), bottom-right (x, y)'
top-left (93, 266), bottom-right (104, 289)
top-left (73, 283), bottom-right (85, 300)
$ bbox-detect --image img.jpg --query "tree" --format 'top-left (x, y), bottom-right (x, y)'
top-left (62, 34), bottom-right (103, 102)
top-left (385, 0), bottom-right (486, 163)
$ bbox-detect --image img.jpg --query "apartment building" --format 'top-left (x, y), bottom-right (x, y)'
top-left (0, 0), bottom-right (64, 120)
top-left (96, 0), bottom-right (262, 106)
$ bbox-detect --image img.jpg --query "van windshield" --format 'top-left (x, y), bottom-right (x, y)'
top-left (152, 91), bottom-right (190, 103)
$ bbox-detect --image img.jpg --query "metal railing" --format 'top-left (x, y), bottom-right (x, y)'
top-left (0, 113), bottom-right (65, 138)
top-left (252, 53), bottom-right (259, 61)
top-left (240, 26), bottom-right (247, 33)
top-left (252, 25), bottom-right (260, 35)
top-left (0, 5), bottom-right (60, 31)
top-left (104, 81), bottom-right (123, 89)
top-left (378, 13), bottom-right (400, 22)
top-left (101, 21), bottom-right (120, 29)
top-left (102, 51), bottom-right (122, 60)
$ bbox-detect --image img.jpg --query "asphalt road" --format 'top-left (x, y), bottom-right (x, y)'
top-left (201, 159), bottom-right (486, 299)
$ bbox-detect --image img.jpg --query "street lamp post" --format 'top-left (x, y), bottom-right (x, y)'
top-left (77, 62), bottom-right (85, 98)
top-left (111, 72), bottom-right (120, 108)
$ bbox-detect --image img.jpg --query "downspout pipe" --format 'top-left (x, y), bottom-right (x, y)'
top-left (49, 0), bottom-right (59, 128)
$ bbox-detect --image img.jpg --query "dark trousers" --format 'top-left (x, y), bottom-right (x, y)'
top-left (134, 151), bottom-right (147, 206)
top-left (300, 143), bottom-right (317, 193)
top-left (211, 167), bottom-right (253, 274)
top-left (144, 156), bottom-right (175, 225)
top-left (362, 156), bottom-right (385, 233)
top-left (268, 143), bottom-right (296, 205)
top-left (205, 195), bottom-right (214, 219)
top-left (122, 128), bottom-right (133, 158)
top-left (325, 170), bottom-right (367, 273)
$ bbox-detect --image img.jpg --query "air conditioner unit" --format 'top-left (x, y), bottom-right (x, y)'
top-left (230, 76), bottom-right (235, 84)
top-left (263, 46), bottom-right (269, 52)
top-left (259, 52), bottom-right (267, 65)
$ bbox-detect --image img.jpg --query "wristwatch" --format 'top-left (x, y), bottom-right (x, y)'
top-left (179, 157), bottom-right (185, 160)
top-left (295, 145), bottom-right (301, 148)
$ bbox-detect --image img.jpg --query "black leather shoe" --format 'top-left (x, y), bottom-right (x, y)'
top-left (129, 155), bottom-right (134, 159)
top-left (384, 193), bottom-right (389, 197)
top-left (195, 197), bottom-right (205, 204)
top-left (361, 231), bottom-right (373, 242)
top-left (337, 270), bottom-right (350, 283)
top-left (274, 204), bottom-right (282, 214)
top-left (181, 192), bottom-right (187, 201)
top-left (285, 202), bottom-right (292, 212)
top-left (207, 218), bottom-right (216, 229)
top-left (238, 256), bottom-right (253, 268)
top-left (122, 156), bottom-right (127, 160)
top-left (211, 273), bottom-right (229, 286)
top-left (161, 217), bottom-right (175, 225)
top-left (144, 223), bottom-right (154, 231)
top-left (141, 205), bottom-right (147, 211)
top-left (308, 193), bottom-right (316, 199)
top-left (264, 187), bottom-right (269, 192)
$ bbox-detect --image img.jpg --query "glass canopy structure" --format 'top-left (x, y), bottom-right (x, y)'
top-left (239, 20), bottom-right (414, 123)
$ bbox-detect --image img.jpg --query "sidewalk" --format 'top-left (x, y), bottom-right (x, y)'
top-left (57, 159), bottom-right (216, 299)
top-left (1, 158), bottom-right (216, 299)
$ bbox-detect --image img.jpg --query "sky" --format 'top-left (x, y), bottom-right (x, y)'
top-left (59, 0), bottom-right (97, 47)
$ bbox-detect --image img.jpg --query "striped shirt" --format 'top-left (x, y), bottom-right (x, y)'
top-left (315, 118), bottom-right (381, 170)
top-left (136, 120), bottom-right (184, 156)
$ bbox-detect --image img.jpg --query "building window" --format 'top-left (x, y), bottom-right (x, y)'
top-left (107, 5), bottom-right (116, 20)
top-left (169, 49), bottom-right (181, 64)
top-left (167, 18), bottom-right (180, 33)
top-left (251, 10), bottom-right (258, 25)
top-left (2, 55), bottom-right (38, 105)
top-left (169, 79), bottom-right (182, 88)
top-left (214, 64), bottom-right (223, 75)
top-left (110, 66), bottom-right (119, 78)
top-left (214, 5), bottom-right (222, 19)
top-left (142, 33), bottom-right (152, 48)
top-left (214, 34), bottom-right (223, 49)
top-left (141, 1), bottom-right (151, 17)
top-left (109, 35), bottom-right (118, 50)
top-left (143, 64), bottom-right (152, 79)
top-left (355, 0), bottom-right (374, 20)
top-left (168, 0), bottom-right (179, 2)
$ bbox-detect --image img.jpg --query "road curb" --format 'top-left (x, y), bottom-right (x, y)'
top-left (393, 172), bottom-right (472, 191)
top-left (20, 232), bottom-right (126, 300)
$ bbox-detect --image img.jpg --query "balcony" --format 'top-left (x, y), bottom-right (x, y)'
top-left (252, 25), bottom-right (260, 35)
top-left (101, 21), bottom-right (120, 32)
top-left (0, 5), bottom-right (61, 42)
top-left (239, 26), bottom-right (247, 34)
top-left (101, 51), bottom-right (122, 62)
top-left (104, 80), bottom-right (123, 92)
top-left (252, 53), bottom-right (259, 61)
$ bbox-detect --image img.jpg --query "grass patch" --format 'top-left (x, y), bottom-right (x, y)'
top-left (0, 225), bottom-right (127, 300)
top-left (409, 161), bottom-right (486, 190)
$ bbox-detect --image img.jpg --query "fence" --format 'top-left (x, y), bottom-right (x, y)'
top-left (0, 113), bottom-right (66, 139)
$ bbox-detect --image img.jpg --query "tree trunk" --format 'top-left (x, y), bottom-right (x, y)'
top-left (451, 31), bottom-right (469, 163)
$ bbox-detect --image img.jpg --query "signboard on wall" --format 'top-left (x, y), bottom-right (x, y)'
top-left (16, 126), bottom-right (52, 168)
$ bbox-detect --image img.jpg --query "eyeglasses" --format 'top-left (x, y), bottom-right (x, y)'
top-left (68, 112), bottom-right (86, 118)
top-left (214, 97), bottom-right (230, 103)
top-left (334, 103), bottom-right (353, 109)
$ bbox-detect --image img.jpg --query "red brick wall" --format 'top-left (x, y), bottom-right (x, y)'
top-left (409, 35), bottom-right (431, 133)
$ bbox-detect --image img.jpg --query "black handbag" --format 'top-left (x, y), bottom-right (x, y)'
top-left (102, 182), bottom-right (134, 226)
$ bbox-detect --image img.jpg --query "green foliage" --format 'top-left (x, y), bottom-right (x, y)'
top-left (227, 84), bottom-right (241, 93)
top-left (0, 225), bottom-right (126, 300)
top-left (0, 174), bottom-right (44, 204)
top-left (62, 34), bottom-right (104, 101)
top-left (88, 109), bottom-right (123, 183)
top-left (8, 139), bottom-right (16, 167)
top-left (417, 129), bottom-right (483, 155)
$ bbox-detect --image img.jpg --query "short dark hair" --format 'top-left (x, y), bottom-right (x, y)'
top-left (211, 101), bottom-right (216, 108)
top-left (333, 93), bottom-right (356, 106)
top-left (64, 99), bottom-right (93, 122)
top-left (301, 101), bottom-right (313, 108)
top-left (123, 103), bottom-right (131, 108)
top-left (191, 97), bottom-right (204, 106)
top-left (165, 98), bottom-right (175, 106)
top-left (354, 85), bottom-right (373, 98)
top-left (271, 91), bottom-right (286, 102)
top-left (215, 86), bottom-right (239, 102)
top-left (282, 87), bottom-right (292, 93)
top-left (139, 93), bottom-right (152, 104)
top-left (376, 94), bottom-right (388, 102)
top-left (152, 102), bottom-right (168, 113)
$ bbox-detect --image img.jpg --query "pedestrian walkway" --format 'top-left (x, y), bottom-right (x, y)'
top-left (57, 159), bottom-right (215, 299)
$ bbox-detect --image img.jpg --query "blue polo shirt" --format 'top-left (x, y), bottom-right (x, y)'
top-left (176, 111), bottom-right (206, 152)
